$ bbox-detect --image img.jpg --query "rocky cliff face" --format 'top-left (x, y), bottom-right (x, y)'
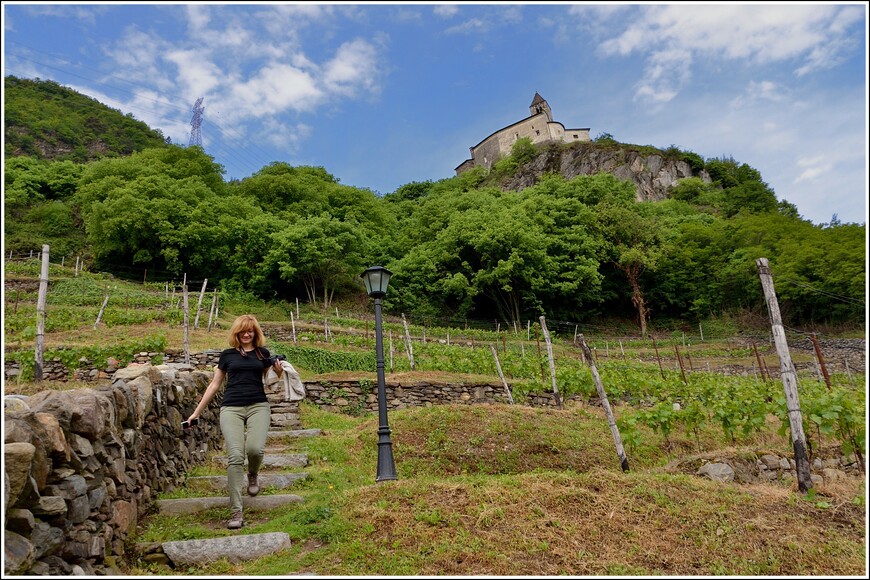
top-left (501, 143), bottom-right (711, 202)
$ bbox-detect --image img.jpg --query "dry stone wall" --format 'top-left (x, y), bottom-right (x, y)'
top-left (3, 363), bottom-right (222, 576)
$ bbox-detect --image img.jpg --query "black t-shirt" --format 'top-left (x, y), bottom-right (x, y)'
top-left (218, 347), bottom-right (271, 407)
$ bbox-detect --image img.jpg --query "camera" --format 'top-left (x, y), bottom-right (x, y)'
top-left (181, 417), bottom-right (199, 430)
top-left (269, 354), bottom-right (286, 365)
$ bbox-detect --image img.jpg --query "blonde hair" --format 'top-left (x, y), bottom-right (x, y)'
top-left (228, 315), bottom-right (266, 351)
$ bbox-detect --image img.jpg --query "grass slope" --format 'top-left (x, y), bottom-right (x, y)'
top-left (131, 403), bottom-right (866, 576)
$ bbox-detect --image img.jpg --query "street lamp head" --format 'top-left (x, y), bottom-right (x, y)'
top-left (361, 266), bottom-right (392, 298)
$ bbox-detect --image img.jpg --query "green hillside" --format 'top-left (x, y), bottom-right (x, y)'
top-left (3, 75), bottom-right (865, 332)
top-left (4, 75), bottom-right (169, 161)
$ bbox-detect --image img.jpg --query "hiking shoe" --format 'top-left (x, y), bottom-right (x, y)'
top-left (247, 472), bottom-right (260, 497)
top-left (227, 511), bottom-right (244, 529)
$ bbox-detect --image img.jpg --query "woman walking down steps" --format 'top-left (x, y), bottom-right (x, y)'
top-left (187, 314), bottom-right (284, 529)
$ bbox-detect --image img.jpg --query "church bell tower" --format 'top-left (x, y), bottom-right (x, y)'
top-left (529, 92), bottom-right (552, 121)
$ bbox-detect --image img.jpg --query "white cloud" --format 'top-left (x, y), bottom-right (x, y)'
top-left (103, 27), bottom-right (166, 76)
top-left (100, 27), bottom-right (182, 97)
top-left (18, 4), bottom-right (107, 26)
top-left (730, 80), bottom-right (786, 107)
top-left (434, 5), bottom-right (459, 19)
top-left (444, 18), bottom-right (487, 35)
top-left (590, 4), bottom-right (862, 103)
top-left (500, 6), bottom-right (522, 25)
top-left (322, 38), bottom-right (383, 97)
top-left (230, 63), bottom-right (323, 116)
top-left (258, 4), bottom-right (333, 38)
top-left (94, 6), bottom-right (385, 150)
top-left (164, 49), bottom-right (224, 98)
top-left (794, 155), bottom-right (834, 184)
top-left (262, 121), bottom-right (312, 152)
top-left (185, 4), bottom-right (210, 34)
top-left (633, 48), bottom-right (691, 106)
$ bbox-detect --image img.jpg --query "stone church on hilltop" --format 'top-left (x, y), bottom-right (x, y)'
top-left (455, 93), bottom-right (591, 174)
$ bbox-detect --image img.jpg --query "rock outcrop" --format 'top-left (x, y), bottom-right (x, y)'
top-left (500, 142), bottom-right (711, 202)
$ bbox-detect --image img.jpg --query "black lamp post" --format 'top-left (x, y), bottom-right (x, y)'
top-left (360, 266), bottom-right (398, 482)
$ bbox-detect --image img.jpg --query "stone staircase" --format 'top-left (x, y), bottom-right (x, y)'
top-left (137, 401), bottom-right (322, 570)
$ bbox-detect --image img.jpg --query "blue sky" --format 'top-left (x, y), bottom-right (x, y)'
top-left (3, 1), bottom-right (868, 225)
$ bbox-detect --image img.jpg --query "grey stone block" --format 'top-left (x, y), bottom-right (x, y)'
top-left (162, 532), bottom-right (292, 566)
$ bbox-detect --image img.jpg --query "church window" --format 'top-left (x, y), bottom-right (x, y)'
top-left (535, 130), bottom-right (540, 136)
top-left (573, 134), bottom-right (579, 139)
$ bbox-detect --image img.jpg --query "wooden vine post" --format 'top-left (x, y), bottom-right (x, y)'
top-left (182, 284), bottom-right (190, 365)
top-left (389, 330), bottom-right (394, 373)
top-left (490, 344), bottom-right (515, 404)
top-left (578, 334), bottom-right (630, 472)
top-left (193, 279), bottom-right (208, 329)
top-left (401, 313), bottom-right (415, 370)
top-left (538, 316), bottom-right (562, 409)
top-left (809, 333), bottom-right (832, 389)
top-left (206, 289), bottom-right (218, 332)
top-left (756, 258), bottom-right (813, 492)
top-left (651, 336), bottom-right (665, 379)
top-left (94, 295), bottom-right (109, 329)
top-left (534, 325), bottom-right (546, 381)
top-left (673, 344), bottom-right (688, 385)
top-left (751, 340), bottom-right (768, 381)
top-left (34, 244), bottom-right (50, 382)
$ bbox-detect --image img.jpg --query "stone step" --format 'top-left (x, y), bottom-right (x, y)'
top-left (269, 413), bottom-right (301, 429)
top-left (268, 428), bottom-right (322, 439)
top-left (213, 453), bottom-right (309, 469)
top-left (162, 532), bottom-right (292, 566)
top-left (185, 473), bottom-right (308, 493)
top-left (156, 493), bottom-right (304, 515)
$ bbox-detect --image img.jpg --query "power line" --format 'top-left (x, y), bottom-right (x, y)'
top-left (778, 277), bottom-right (865, 305)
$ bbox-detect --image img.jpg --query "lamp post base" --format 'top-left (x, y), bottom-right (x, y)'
top-left (376, 429), bottom-right (397, 481)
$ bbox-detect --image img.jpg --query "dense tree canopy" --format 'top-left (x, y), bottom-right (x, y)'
top-left (3, 111), bottom-right (865, 330)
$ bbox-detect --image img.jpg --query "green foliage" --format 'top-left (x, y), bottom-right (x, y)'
top-left (491, 137), bottom-right (538, 177)
top-left (668, 177), bottom-right (715, 204)
top-left (681, 151), bottom-right (706, 173)
top-left (492, 155), bottom-right (517, 176)
top-left (4, 76), bottom-right (167, 161)
top-left (7, 335), bottom-right (167, 381)
top-left (269, 342), bottom-right (375, 374)
top-left (264, 214), bottom-right (371, 308)
top-left (593, 132), bottom-right (617, 144)
top-left (510, 137), bottom-right (538, 166)
top-left (4, 77), bottom-right (865, 329)
top-left (782, 384), bottom-right (866, 461)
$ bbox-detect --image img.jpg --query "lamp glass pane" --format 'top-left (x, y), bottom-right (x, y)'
top-left (369, 270), bottom-right (383, 294)
top-left (378, 270), bottom-right (391, 293)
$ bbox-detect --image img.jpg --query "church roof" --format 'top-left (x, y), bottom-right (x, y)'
top-left (530, 92), bottom-right (546, 106)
